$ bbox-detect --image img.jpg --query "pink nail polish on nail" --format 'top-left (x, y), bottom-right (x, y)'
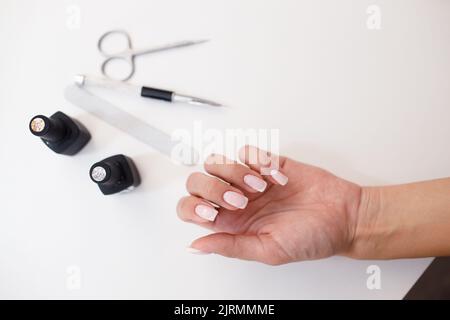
top-left (244, 174), bottom-right (267, 192)
top-left (270, 169), bottom-right (288, 186)
top-left (186, 247), bottom-right (210, 255)
top-left (223, 191), bottom-right (248, 209)
top-left (195, 205), bottom-right (218, 222)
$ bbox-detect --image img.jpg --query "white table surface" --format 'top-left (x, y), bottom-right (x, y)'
top-left (1, 0), bottom-right (449, 299)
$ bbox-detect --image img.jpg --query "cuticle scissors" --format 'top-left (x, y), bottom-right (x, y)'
top-left (97, 29), bottom-right (208, 82)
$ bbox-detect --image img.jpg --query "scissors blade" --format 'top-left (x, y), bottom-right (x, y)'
top-left (133, 39), bottom-right (210, 56)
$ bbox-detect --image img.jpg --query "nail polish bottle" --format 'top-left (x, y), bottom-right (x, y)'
top-left (29, 111), bottom-right (91, 155)
top-left (89, 154), bottom-right (141, 195)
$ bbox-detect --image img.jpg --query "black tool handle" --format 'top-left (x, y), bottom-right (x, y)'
top-left (141, 86), bottom-right (173, 102)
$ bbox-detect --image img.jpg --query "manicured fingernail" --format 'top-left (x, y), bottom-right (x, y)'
top-left (195, 205), bottom-right (218, 222)
top-left (186, 247), bottom-right (211, 255)
top-left (223, 191), bottom-right (248, 209)
top-left (270, 169), bottom-right (288, 186)
top-left (244, 174), bottom-right (267, 192)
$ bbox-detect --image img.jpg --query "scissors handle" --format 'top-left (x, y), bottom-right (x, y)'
top-left (97, 30), bottom-right (133, 57)
top-left (98, 30), bottom-right (136, 81)
top-left (100, 56), bottom-right (135, 82)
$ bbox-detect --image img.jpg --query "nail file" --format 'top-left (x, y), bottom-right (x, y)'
top-left (64, 85), bottom-right (198, 166)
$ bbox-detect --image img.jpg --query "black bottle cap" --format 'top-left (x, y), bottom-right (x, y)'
top-left (89, 155), bottom-right (140, 195)
top-left (29, 115), bottom-right (66, 142)
top-left (90, 162), bottom-right (121, 187)
top-left (29, 111), bottom-right (91, 155)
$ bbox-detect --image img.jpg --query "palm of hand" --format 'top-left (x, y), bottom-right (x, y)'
top-left (213, 159), bottom-right (361, 264)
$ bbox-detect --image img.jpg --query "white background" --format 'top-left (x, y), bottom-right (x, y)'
top-left (1, 0), bottom-right (449, 299)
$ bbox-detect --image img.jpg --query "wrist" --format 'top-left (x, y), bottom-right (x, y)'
top-left (346, 179), bottom-right (450, 259)
top-left (347, 186), bottom-right (385, 259)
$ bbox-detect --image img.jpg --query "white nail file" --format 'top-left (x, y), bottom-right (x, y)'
top-left (64, 85), bottom-right (198, 166)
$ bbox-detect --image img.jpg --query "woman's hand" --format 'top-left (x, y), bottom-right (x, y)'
top-left (177, 145), bottom-right (362, 265)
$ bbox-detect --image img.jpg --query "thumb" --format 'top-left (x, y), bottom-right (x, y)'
top-left (189, 233), bottom-right (283, 265)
